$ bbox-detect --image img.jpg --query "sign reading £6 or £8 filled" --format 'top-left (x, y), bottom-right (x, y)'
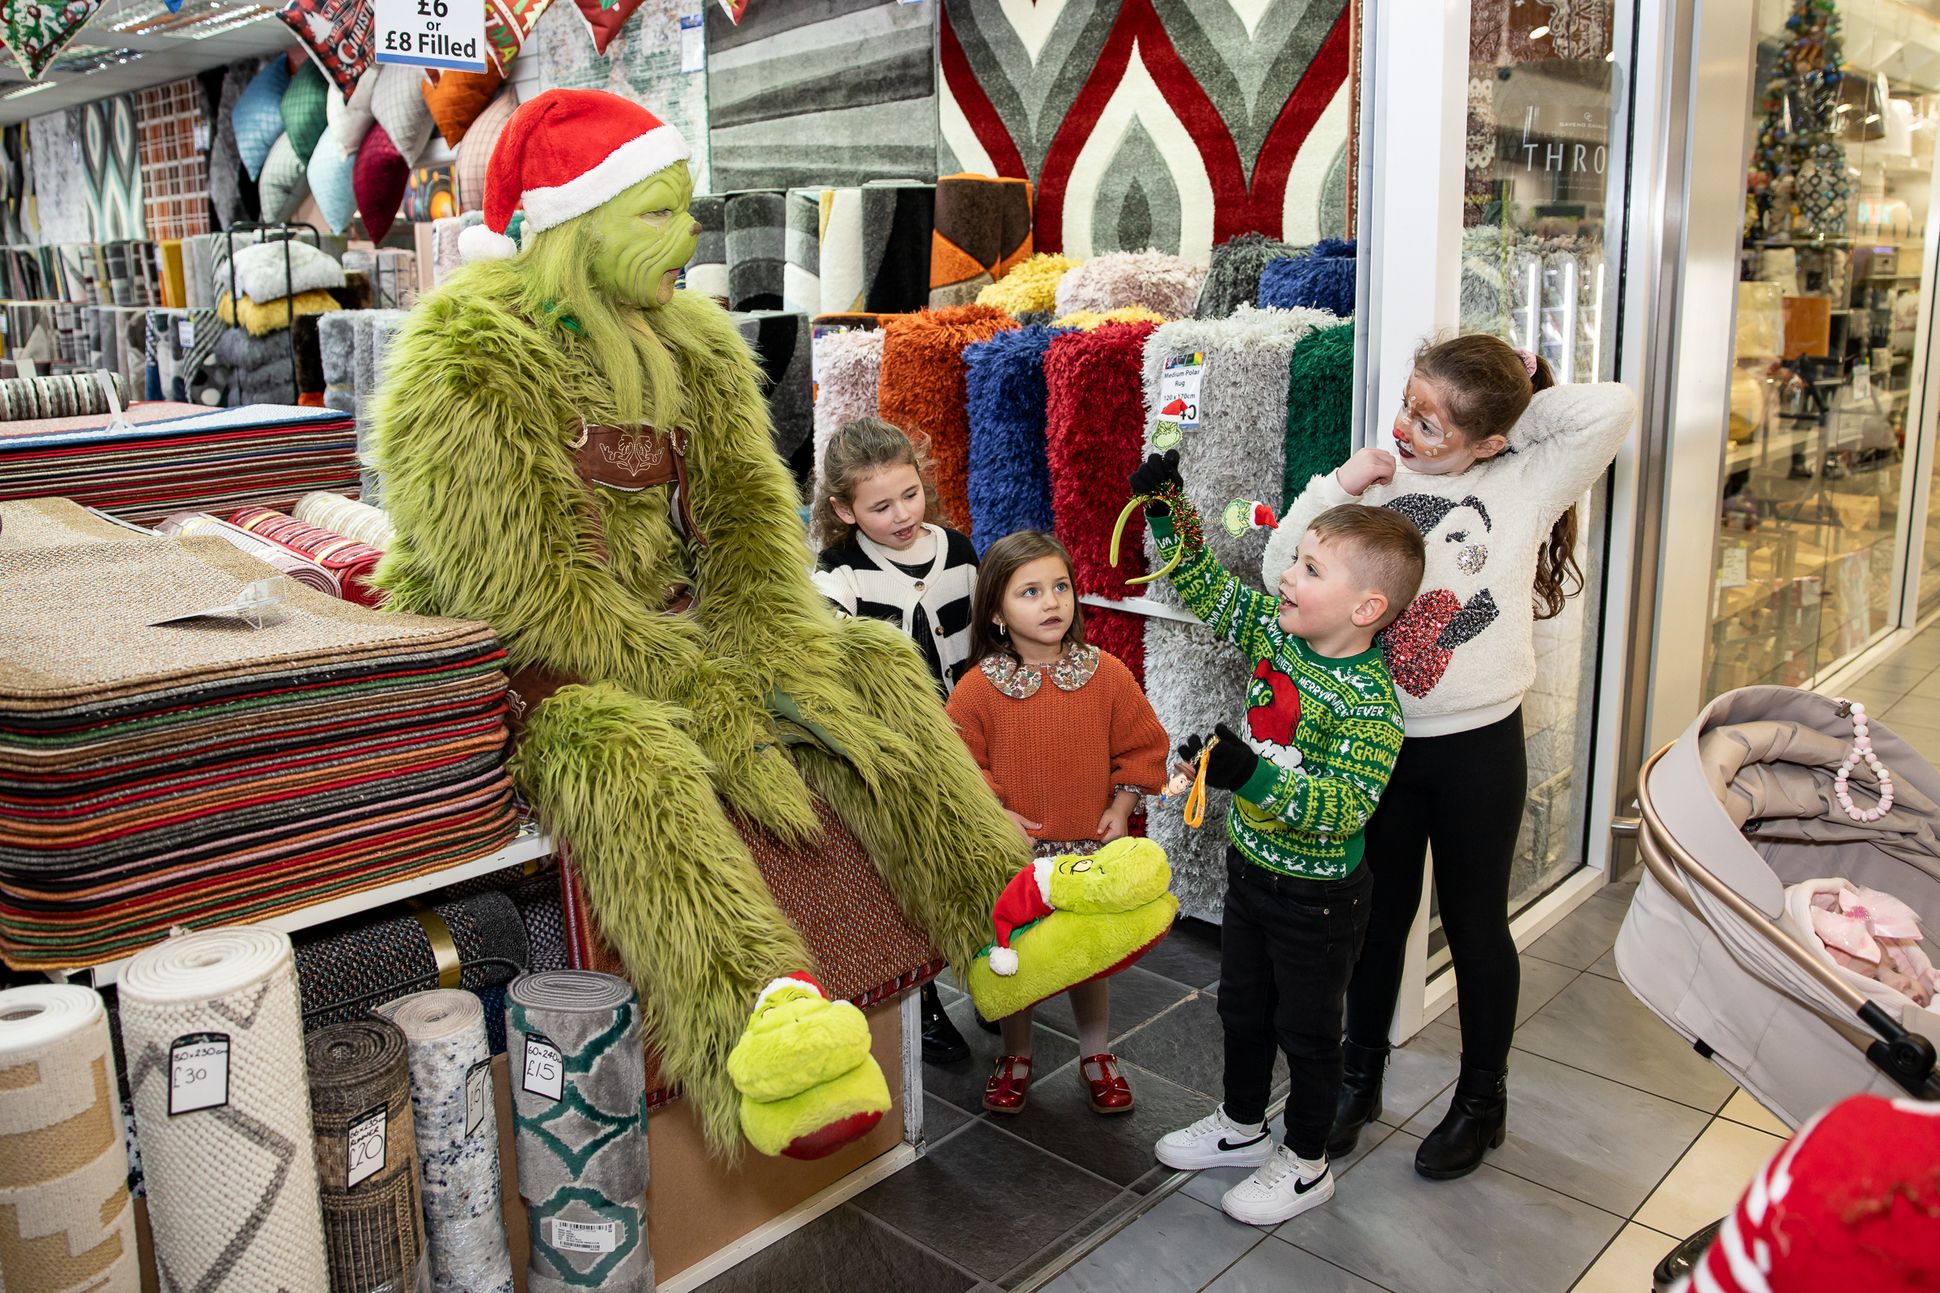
top-left (376, 0), bottom-right (487, 72)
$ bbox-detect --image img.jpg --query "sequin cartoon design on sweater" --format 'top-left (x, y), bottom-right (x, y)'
top-left (1245, 659), bottom-right (1304, 770)
top-left (1376, 493), bottom-right (1499, 698)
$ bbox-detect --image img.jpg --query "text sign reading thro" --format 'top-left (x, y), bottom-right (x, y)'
top-left (375, 0), bottom-right (487, 73)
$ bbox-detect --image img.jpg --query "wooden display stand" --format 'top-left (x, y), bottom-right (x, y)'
top-left (132, 992), bottom-right (921, 1293)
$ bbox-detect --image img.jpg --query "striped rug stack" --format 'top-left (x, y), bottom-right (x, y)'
top-left (0, 499), bottom-right (519, 970)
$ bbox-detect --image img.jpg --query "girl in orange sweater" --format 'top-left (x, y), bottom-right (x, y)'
top-left (946, 530), bottom-right (1170, 1115)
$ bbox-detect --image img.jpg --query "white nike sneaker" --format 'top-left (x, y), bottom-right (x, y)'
top-left (1221, 1145), bottom-right (1334, 1226)
top-left (1154, 1106), bottom-right (1275, 1171)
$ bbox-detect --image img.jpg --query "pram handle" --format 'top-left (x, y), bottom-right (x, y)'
top-left (1636, 743), bottom-right (1940, 1101)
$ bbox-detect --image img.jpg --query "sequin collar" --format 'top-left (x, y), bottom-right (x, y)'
top-left (981, 643), bottom-right (1100, 699)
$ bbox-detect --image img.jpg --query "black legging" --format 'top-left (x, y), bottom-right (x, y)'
top-left (1343, 706), bottom-right (1526, 1072)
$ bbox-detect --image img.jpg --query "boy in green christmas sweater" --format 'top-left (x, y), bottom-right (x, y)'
top-left (1131, 450), bottom-right (1423, 1227)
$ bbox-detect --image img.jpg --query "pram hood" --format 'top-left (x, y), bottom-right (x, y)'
top-left (1619, 685), bottom-right (1940, 1126)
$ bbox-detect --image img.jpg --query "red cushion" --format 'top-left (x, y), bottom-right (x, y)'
top-left (353, 122), bottom-right (409, 243)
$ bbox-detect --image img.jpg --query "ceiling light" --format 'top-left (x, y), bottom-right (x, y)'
top-left (2, 82), bottom-right (58, 100)
top-left (1529, 25), bottom-right (1550, 39)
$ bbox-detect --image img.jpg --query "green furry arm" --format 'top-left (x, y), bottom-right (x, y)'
top-left (370, 282), bottom-right (720, 695)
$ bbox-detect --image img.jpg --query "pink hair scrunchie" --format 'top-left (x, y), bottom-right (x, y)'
top-left (1515, 347), bottom-right (1540, 378)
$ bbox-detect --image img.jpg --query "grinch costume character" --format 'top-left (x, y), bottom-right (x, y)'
top-left (368, 89), bottom-right (1033, 1161)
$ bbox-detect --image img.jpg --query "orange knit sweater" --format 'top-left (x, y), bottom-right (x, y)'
top-left (946, 648), bottom-right (1171, 844)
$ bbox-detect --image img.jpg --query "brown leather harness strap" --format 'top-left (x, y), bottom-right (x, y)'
top-left (569, 420), bottom-right (706, 546)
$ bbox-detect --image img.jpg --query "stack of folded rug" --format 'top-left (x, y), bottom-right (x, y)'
top-left (0, 498), bottom-right (519, 970)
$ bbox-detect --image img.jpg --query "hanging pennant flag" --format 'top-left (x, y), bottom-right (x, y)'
top-left (573, 0), bottom-right (648, 55)
top-left (1, 0), bottom-right (105, 80)
top-left (718, 0), bottom-right (747, 25)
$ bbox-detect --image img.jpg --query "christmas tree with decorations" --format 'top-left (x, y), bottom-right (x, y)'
top-left (1746, 0), bottom-right (1849, 240)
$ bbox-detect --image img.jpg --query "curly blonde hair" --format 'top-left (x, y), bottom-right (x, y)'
top-left (811, 418), bottom-right (943, 550)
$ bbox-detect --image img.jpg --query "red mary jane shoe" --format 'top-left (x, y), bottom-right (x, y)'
top-left (983, 1054), bottom-right (1033, 1114)
top-left (1080, 1053), bottom-right (1135, 1114)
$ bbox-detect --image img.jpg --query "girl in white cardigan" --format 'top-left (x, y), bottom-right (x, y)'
top-left (1261, 334), bottom-right (1636, 1181)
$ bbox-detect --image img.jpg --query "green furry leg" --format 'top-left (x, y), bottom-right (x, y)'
top-left (511, 682), bottom-right (810, 1160)
top-left (794, 616), bottom-right (1028, 971)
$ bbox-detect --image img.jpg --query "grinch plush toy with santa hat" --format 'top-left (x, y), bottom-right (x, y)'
top-left (368, 89), bottom-right (1033, 1162)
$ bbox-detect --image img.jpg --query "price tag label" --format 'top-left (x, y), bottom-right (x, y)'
top-left (346, 1105), bottom-right (388, 1188)
top-left (1852, 362), bottom-right (1872, 399)
top-left (375, 0), bottom-right (487, 72)
top-left (464, 1059), bottom-right (491, 1138)
top-left (1152, 351), bottom-right (1205, 450)
top-left (168, 1033), bottom-right (229, 1115)
top-left (1719, 546), bottom-right (1748, 590)
top-left (679, 13), bottom-right (705, 73)
top-left (521, 1033), bottom-right (564, 1101)
top-left (550, 1218), bottom-right (620, 1254)
top-left (178, 319), bottom-right (194, 350)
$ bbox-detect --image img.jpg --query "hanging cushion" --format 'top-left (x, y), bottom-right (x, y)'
top-left (277, 0), bottom-right (375, 100)
top-left (570, 0), bottom-right (644, 55)
top-left (1, 0), bottom-right (102, 80)
top-left (233, 58), bottom-right (293, 181)
top-left (372, 64), bottom-right (434, 165)
top-left (257, 133), bottom-right (311, 222)
top-left (483, 0), bottom-right (553, 74)
top-left (307, 130), bottom-right (357, 234)
top-left (421, 67), bottom-right (502, 149)
top-left (327, 69), bottom-right (378, 159)
top-left (354, 123), bottom-right (409, 243)
top-left (454, 88), bottom-right (516, 214)
top-left (280, 61), bottom-right (329, 164)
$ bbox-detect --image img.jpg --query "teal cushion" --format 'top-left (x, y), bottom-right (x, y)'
top-left (235, 58), bottom-right (292, 181)
top-left (307, 128), bottom-right (356, 234)
top-left (281, 61), bottom-right (328, 164)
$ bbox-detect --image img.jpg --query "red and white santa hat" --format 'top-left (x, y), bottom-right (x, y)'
top-left (458, 88), bottom-right (690, 263)
top-left (987, 860), bottom-right (1058, 977)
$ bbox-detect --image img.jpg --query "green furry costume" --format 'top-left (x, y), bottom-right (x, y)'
top-left (367, 91), bottom-right (1028, 1160)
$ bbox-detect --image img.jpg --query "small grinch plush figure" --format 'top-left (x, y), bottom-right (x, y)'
top-left (371, 89), bottom-right (1030, 1161)
top-left (970, 838), bottom-right (1178, 1018)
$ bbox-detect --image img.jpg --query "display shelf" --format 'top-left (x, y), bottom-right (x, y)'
top-left (50, 827), bottom-right (556, 988)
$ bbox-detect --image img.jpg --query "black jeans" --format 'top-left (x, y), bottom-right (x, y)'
top-left (1218, 850), bottom-right (1374, 1160)
top-left (1344, 707), bottom-right (1527, 1072)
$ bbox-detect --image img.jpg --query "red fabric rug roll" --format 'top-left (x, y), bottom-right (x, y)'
top-left (1044, 320), bottom-right (1159, 682)
top-left (230, 506), bottom-right (384, 606)
top-left (876, 305), bottom-right (1018, 531)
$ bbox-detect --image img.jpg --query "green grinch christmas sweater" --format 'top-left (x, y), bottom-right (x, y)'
top-left (1152, 515), bottom-right (1403, 880)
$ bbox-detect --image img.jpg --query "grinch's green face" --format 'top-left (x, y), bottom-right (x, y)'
top-left (587, 163), bottom-right (698, 308)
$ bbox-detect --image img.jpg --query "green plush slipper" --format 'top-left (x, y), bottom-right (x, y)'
top-left (727, 977), bottom-right (873, 1103)
top-left (965, 892), bottom-right (1180, 1021)
top-left (739, 1054), bottom-right (893, 1160)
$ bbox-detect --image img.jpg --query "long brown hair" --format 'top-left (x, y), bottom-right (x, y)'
top-left (1412, 334), bottom-right (1578, 619)
top-left (967, 530), bottom-right (1087, 666)
top-left (812, 417), bottom-right (942, 550)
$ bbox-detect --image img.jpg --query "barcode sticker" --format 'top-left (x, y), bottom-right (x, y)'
top-left (550, 1218), bottom-right (620, 1254)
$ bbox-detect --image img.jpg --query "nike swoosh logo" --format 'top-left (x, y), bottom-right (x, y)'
top-left (1294, 1171), bottom-right (1329, 1194)
top-left (1216, 1134), bottom-right (1268, 1152)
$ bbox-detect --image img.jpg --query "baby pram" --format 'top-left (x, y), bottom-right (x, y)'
top-left (1617, 686), bottom-right (1940, 1286)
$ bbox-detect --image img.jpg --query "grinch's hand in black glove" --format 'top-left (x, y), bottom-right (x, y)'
top-left (1177, 724), bottom-right (1260, 793)
top-left (1129, 449), bottom-right (1184, 502)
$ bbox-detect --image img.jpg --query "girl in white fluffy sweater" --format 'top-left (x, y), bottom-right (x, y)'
top-left (1261, 334), bottom-right (1636, 1182)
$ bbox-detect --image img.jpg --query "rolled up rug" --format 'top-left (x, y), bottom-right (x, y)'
top-left (294, 889), bottom-right (530, 1029)
top-left (1282, 321), bottom-right (1357, 511)
top-left (1257, 239), bottom-right (1357, 316)
top-left (964, 838), bottom-right (1178, 1020)
top-left (808, 325), bottom-right (884, 500)
top-left (295, 491), bottom-right (396, 549)
top-left (1052, 248), bottom-right (1207, 321)
top-left (731, 309), bottom-right (813, 466)
top-left (685, 193), bottom-right (727, 304)
top-left (1043, 320), bottom-right (1160, 681)
top-left (976, 252), bottom-right (1076, 317)
top-left (876, 305), bottom-right (1018, 530)
top-left (320, 312), bottom-right (357, 413)
top-left (963, 324), bottom-right (1064, 554)
top-left (119, 928), bottom-right (329, 1293)
top-left (376, 991), bottom-right (514, 1293)
top-left (930, 174), bottom-right (1033, 308)
top-left (822, 182), bottom-right (934, 316)
top-left (1053, 306), bottom-right (1168, 330)
top-left (306, 1017), bottom-right (427, 1293)
top-left (724, 189), bottom-right (786, 311)
top-left (782, 186), bottom-right (825, 315)
top-left (1196, 232), bottom-right (1303, 319)
top-left (154, 511), bottom-right (343, 597)
top-left (506, 971), bottom-right (650, 1293)
top-left (1137, 306), bottom-right (1337, 919)
top-left (231, 503), bottom-right (384, 605)
top-left (0, 984), bottom-right (139, 1293)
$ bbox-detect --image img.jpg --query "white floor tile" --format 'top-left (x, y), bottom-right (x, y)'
top-left (1633, 1119), bottom-right (1783, 1240)
top-left (1569, 1223), bottom-right (1679, 1293)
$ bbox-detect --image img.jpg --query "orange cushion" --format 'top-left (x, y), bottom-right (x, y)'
top-left (421, 67), bottom-right (503, 149)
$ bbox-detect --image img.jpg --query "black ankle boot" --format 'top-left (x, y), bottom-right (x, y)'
top-left (920, 982), bottom-right (970, 1064)
top-left (1326, 1040), bottom-right (1389, 1158)
top-left (1414, 1061), bottom-right (1506, 1180)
